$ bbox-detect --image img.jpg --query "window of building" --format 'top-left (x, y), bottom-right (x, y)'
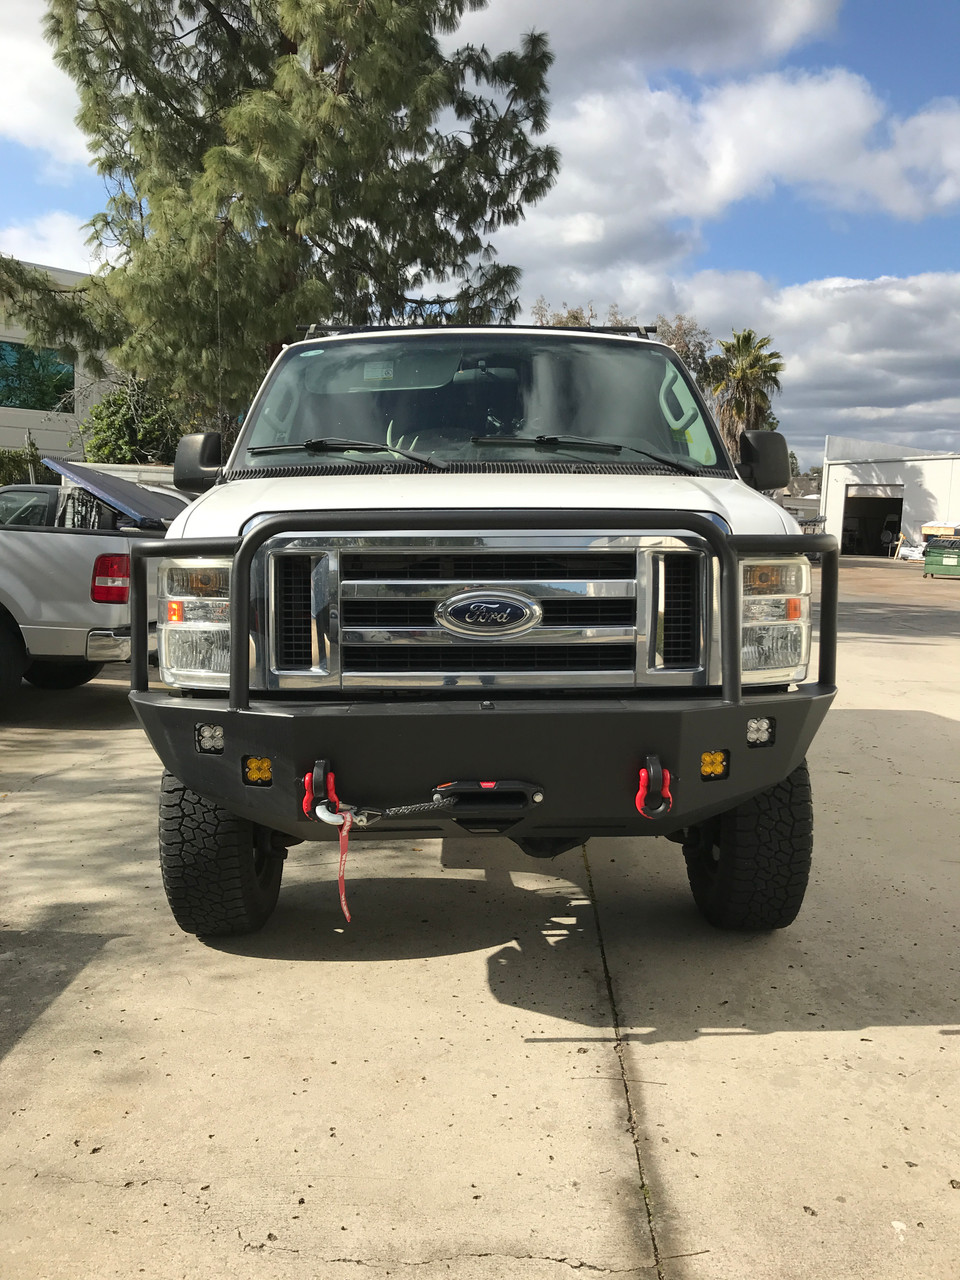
top-left (0, 340), bottom-right (75, 413)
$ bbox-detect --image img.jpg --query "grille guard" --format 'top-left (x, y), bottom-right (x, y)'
top-left (130, 508), bottom-right (838, 710)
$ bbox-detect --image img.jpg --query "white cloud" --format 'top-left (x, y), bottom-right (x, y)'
top-left (0, 1), bottom-right (87, 167)
top-left (457, 0), bottom-right (841, 79)
top-left (502, 264), bottom-right (960, 467)
top-left (681, 271), bottom-right (960, 466)
top-left (0, 212), bottom-right (92, 273)
top-left (503, 68), bottom-right (960, 291)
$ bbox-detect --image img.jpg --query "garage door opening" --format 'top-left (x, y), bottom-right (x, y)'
top-left (842, 485), bottom-right (904, 556)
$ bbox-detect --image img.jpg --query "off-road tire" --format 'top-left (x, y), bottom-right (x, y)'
top-left (24, 660), bottom-right (104, 689)
top-left (682, 761), bottom-right (813, 931)
top-left (159, 772), bottom-right (284, 937)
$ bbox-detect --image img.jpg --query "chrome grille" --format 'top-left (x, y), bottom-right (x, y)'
top-left (343, 644), bottom-right (637, 673)
top-left (274, 555), bottom-right (313, 668)
top-left (262, 533), bottom-right (712, 691)
top-left (662, 554), bottom-right (701, 667)
top-left (341, 552), bottom-right (637, 580)
top-left (340, 598), bottom-right (636, 628)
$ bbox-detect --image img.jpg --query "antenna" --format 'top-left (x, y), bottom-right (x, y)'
top-left (215, 223), bottom-right (223, 428)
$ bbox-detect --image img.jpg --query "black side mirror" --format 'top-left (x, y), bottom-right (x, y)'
top-left (174, 432), bottom-right (222, 494)
top-left (737, 431), bottom-right (791, 491)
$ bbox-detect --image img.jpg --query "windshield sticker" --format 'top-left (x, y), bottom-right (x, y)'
top-left (364, 360), bottom-right (394, 382)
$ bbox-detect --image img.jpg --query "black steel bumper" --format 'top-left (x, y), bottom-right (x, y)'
top-left (128, 507), bottom-right (838, 844)
top-left (130, 684), bottom-right (835, 842)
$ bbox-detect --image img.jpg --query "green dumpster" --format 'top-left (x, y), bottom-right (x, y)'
top-left (923, 537), bottom-right (960, 579)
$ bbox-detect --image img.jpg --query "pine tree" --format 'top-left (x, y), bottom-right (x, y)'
top-left (0, 1), bottom-right (559, 423)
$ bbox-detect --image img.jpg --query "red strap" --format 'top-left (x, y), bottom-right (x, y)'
top-left (338, 812), bottom-right (353, 923)
top-left (325, 771), bottom-right (352, 922)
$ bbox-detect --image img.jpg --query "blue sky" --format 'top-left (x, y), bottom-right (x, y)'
top-left (689, 0), bottom-right (960, 284)
top-left (1, 0), bottom-right (959, 467)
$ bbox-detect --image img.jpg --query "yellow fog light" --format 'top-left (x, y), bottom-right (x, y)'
top-left (700, 750), bottom-right (729, 780)
top-left (243, 755), bottom-right (273, 786)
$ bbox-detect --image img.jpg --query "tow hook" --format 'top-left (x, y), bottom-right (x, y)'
top-left (302, 760), bottom-right (348, 824)
top-left (300, 759), bottom-right (460, 925)
top-left (635, 755), bottom-right (673, 819)
top-left (301, 760), bottom-right (458, 828)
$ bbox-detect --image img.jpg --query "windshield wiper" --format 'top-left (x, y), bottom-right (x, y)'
top-left (470, 434), bottom-right (702, 474)
top-left (247, 437), bottom-right (448, 471)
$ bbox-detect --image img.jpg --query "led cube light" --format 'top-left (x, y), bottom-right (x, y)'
top-left (700, 749), bottom-right (729, 779)
top-left (746, 717), bottom-right (775, 747)
top-left (243, 756), bottom-right (273, 786)
top-left (195, 723), bottom-right (224, 754)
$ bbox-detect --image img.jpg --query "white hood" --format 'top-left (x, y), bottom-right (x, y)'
top-left (170, 471), bottom-right (797, 539)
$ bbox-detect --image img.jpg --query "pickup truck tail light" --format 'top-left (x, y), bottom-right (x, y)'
top-left (91, 553), bottom-right (130, 604)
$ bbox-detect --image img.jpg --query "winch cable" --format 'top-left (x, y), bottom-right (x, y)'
top-left (305, 766), bottom-right (459, 922)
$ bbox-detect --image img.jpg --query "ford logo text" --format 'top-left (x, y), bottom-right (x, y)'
top-left (436, 590), bottom-right (543, 638)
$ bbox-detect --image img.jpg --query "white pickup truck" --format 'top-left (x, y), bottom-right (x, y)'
top-left (128, 325), bottom-right (838, 938)
top-left (0, 463), bottom-right (185, 700)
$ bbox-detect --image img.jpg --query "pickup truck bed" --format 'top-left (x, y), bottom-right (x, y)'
top-left (0, 465), bottom-right (183, 702)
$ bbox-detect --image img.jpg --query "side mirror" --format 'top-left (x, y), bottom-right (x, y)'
top-left (737, 431), bottom-right (791, 491)
top-left (174, 432), bottom-right (222, 494)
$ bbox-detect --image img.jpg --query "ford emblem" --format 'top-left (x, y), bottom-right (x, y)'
top-left (436, 590), bottom-right (543, 638)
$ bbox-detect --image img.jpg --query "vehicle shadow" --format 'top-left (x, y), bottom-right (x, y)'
top-left (210, 706), bottom-right (960, 1043)
top-left (4, 668), bottom-right (138, 732)
top-left (215, 839), bottom-right (594, 949)
top-left (0, 929), bottom-right (119, 1062)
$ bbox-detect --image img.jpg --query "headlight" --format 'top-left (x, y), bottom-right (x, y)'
top-left (158, 558), bottom-right (232, 688)
top-left (740, 557), bottom-right (811, 684)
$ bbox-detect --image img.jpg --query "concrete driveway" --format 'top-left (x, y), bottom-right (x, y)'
top-left (1, 557), bottom-right (958, 1279)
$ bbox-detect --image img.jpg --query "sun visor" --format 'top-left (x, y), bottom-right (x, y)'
top-left (43, 459), bottom-right (187, 528)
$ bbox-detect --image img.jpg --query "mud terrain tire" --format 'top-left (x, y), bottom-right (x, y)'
top-left (682, 761), bottom-right (813, 930)
top-left (159, 772), bottom-right (283, 937)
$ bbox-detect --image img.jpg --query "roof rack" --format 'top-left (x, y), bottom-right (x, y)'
top-left (295, 323), bottom-right (396, 339)
top-left (295, 322), bottom-right (660, 340)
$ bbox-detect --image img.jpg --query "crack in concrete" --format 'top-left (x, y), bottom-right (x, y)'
top-left (296, 1256), bottom-right (653, 1274)
top-left (8, 1165), bottom-right (189, 1193)
top-left (581, 845), bottom-right (665, 1280)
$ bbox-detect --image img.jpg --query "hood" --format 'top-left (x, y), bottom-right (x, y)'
top-left (44, 459), bottom-right (188, 528)
top-left (169, 472), bottom-right (796, 539)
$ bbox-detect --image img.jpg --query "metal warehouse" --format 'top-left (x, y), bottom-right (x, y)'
top-left (820, 435), bottom-right (960, 556)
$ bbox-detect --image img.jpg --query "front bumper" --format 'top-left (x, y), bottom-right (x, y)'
top-left (129, 506), bottom-right (839, 844)
top-left (130, 684), bottom-right (835, 843)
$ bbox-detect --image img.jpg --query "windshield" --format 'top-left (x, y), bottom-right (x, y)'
top-left (232, 332), bottom-right (727, 472)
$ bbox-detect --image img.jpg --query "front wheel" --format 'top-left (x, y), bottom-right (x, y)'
top-left (158, 773), bottom-right (284, 937)
top-left (681, 762), bottom-right (813, 931)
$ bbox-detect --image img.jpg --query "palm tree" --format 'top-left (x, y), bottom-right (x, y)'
top-left (709, 329), bottom-right (784, 458)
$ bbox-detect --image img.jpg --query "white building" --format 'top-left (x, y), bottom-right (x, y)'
top-left (0, 260), bottom-right (101, 460)
top-left (820, 435), bottom-right (960, 554)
